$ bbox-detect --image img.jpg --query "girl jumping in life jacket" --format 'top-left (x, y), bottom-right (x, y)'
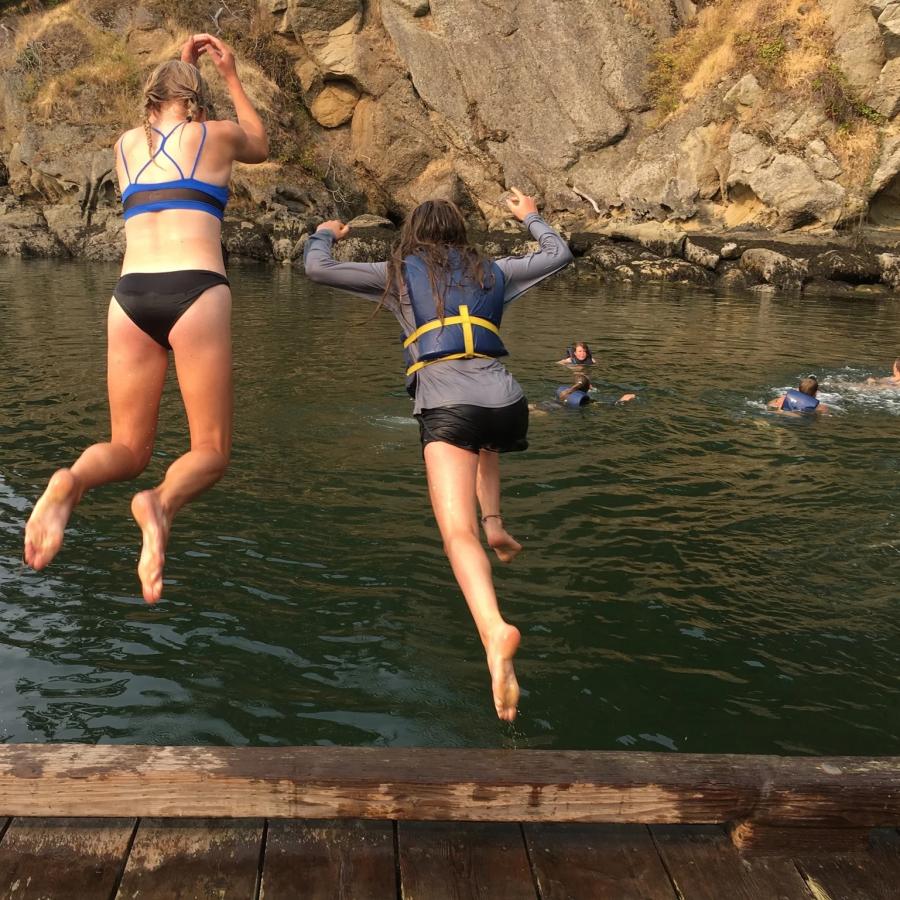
top-left (303, 189), bottom-right (573, 721)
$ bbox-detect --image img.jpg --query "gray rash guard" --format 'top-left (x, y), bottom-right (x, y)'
top-left (303, 212), bottom-right (574, 414)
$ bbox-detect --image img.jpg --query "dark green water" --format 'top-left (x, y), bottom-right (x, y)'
top-left (1, 258), bottom-right (898, 753)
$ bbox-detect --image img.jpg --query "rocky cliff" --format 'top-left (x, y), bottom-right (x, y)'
top-left (2, 0), bottom-right (900, 289)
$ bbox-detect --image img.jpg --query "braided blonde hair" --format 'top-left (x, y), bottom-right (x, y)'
top-left (140, 60), bottom-right (213, 154)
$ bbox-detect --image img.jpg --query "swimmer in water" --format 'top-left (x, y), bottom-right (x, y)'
top-left (557, 374), bottom-right (594, 406)
top-left (559, 374), bottom-right (635, 406)
top-left (304, 189), bottom-right (573, 721)
top-left (865, 358), bottom-right (900, 386)
top-left (557, 341), bottom-right (594, 366)
top-left (532, 374), bottom-right (635, 413)
top-left (23, 35), bottom-right (268, 602)
top-left (768, 376), bottom-right (828, 414)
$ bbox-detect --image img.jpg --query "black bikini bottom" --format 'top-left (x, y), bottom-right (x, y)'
top-left (113, 270), bottom-right (230, 350)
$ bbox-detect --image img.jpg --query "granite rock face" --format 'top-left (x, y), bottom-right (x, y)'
top-left (0, 0), bottom-right (899, 267)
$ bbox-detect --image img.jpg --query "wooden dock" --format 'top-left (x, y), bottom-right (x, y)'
top-left (0, 744), bottom-right (897, 898)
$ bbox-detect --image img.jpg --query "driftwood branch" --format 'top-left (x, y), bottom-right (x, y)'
top-left (571, 186), bottom-right (602, 215)
top-left (212, 2), bottom-right (234, 32)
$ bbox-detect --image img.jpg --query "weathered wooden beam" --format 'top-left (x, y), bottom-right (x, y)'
top-left (0, 745), bottom-right (897, 826)
top-left (728, 820), bottom-right (872, 854)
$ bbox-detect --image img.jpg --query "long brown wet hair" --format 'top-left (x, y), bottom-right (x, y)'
top-left (558, 374), bottom-right (592, 402)
top-left (378, 199), bottom-right (493, 318)
top-left (140, 60), bottom-right (213, 155)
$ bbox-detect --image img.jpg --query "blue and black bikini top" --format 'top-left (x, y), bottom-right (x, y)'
top-left (120, 121), bottom-right (229, 221)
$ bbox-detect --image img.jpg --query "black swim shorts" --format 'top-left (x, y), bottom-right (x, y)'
top-left (416, 397), bottom-right (529, 454)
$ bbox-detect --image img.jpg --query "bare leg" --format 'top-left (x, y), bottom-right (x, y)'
top-left (476, 450), bottom-right (522, 564)
top-left (131, 284), bottom-right (232, 603)
top-left (424, 441), bottom-right (521, 721)
top-left (24, 300), bottom-right (166, 570)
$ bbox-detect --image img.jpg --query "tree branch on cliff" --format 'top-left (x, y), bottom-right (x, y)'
top-left (324, 150), bottom-right (348, 208)
top-left (212, 2), bottom-right (234, 34)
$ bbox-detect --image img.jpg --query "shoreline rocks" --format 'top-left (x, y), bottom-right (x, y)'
top-left (1, 190), bottom-right (898, 296)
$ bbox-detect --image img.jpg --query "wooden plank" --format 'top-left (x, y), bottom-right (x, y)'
top-left (730, 821), bottom-right (872, 853)
top-left (0, 817), bottom-right (134, 900)
top-left (652, 825), bottom-right (815, 900)
top-left (115, 818), bottom-right (263, 900)
top-left (261, 819), bottom-right (395, 899)
top-left (524, 823), bottom-right (677, 899)
top-left (398, 822), bottom-right (536, 900)
top-left (795, 837), bottom-right (900, 900)
top-left (0, 744), bottom-right (898, 825)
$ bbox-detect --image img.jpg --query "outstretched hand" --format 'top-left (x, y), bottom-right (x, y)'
top-left (186, 33), bottom-right (238, 80)
top-left (317, 220), bottom-right (350, 240)
top-left (180, 35), bottom-right (202, 66)
top-left (505, 187), bottom-right (538, 222)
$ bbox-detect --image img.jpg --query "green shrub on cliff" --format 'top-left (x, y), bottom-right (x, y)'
top-left (810, 62), bottom-right (885, 128)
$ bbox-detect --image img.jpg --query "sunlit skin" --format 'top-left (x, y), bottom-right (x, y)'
top-left (865, 358), bottom-right (900, 386)
top-left (24, 34), bottom-right (268, 603)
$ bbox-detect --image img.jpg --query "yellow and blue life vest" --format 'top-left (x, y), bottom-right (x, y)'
top-left (402, 253), bottom-right (507, 377)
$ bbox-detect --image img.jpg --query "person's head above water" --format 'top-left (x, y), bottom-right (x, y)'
top-left (141, 60), bottom-right (213, 146)
top-left (573, 342), bottom-right (592, 361)
top-left (798, 375), bottom-right (819, 397)
top-left (570, 342), bottom-right (594, 364)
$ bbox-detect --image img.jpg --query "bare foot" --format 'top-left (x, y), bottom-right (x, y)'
top-left (131, 490), bottom-right (171, 604)
top-left (482, 517), bottom-right (522, 564)
top-left (24, 469), bottom-right (80, 570)
top-left (486, 623), bottom-right (521, 722)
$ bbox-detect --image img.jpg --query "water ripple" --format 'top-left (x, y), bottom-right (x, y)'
top-left (0, 261), bottom-right (899, 753)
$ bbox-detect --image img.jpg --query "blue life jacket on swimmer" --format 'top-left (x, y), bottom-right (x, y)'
top-left (782, 388), bottom-right (819, 412)
top-left (120, 122), bottom-right (230, 221)
top-left (555, 385), bottom-right (591, 408)
top-left (566, 347), bottom-right (595, 365)
top-left (402, 252), bottom-right (507, 379)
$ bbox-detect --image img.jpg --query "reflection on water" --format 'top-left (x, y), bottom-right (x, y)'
top-left (1, 258), bottom-right (899, 753)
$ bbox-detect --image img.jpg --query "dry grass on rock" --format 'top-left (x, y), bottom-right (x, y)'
top-left (649, 0), bottom-right (879, 125)
top-left (3, 3), bottom-right (142, 130)
top-left (647, 0), bottom-right (886, 195)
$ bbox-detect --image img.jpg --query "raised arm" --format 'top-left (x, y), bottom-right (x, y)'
top-left (303, 221), bottom-right (389, 300)
top-left (495, 188), bottom-right (574, 303)
top-left (188, 34), bottom-right (269, 163)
